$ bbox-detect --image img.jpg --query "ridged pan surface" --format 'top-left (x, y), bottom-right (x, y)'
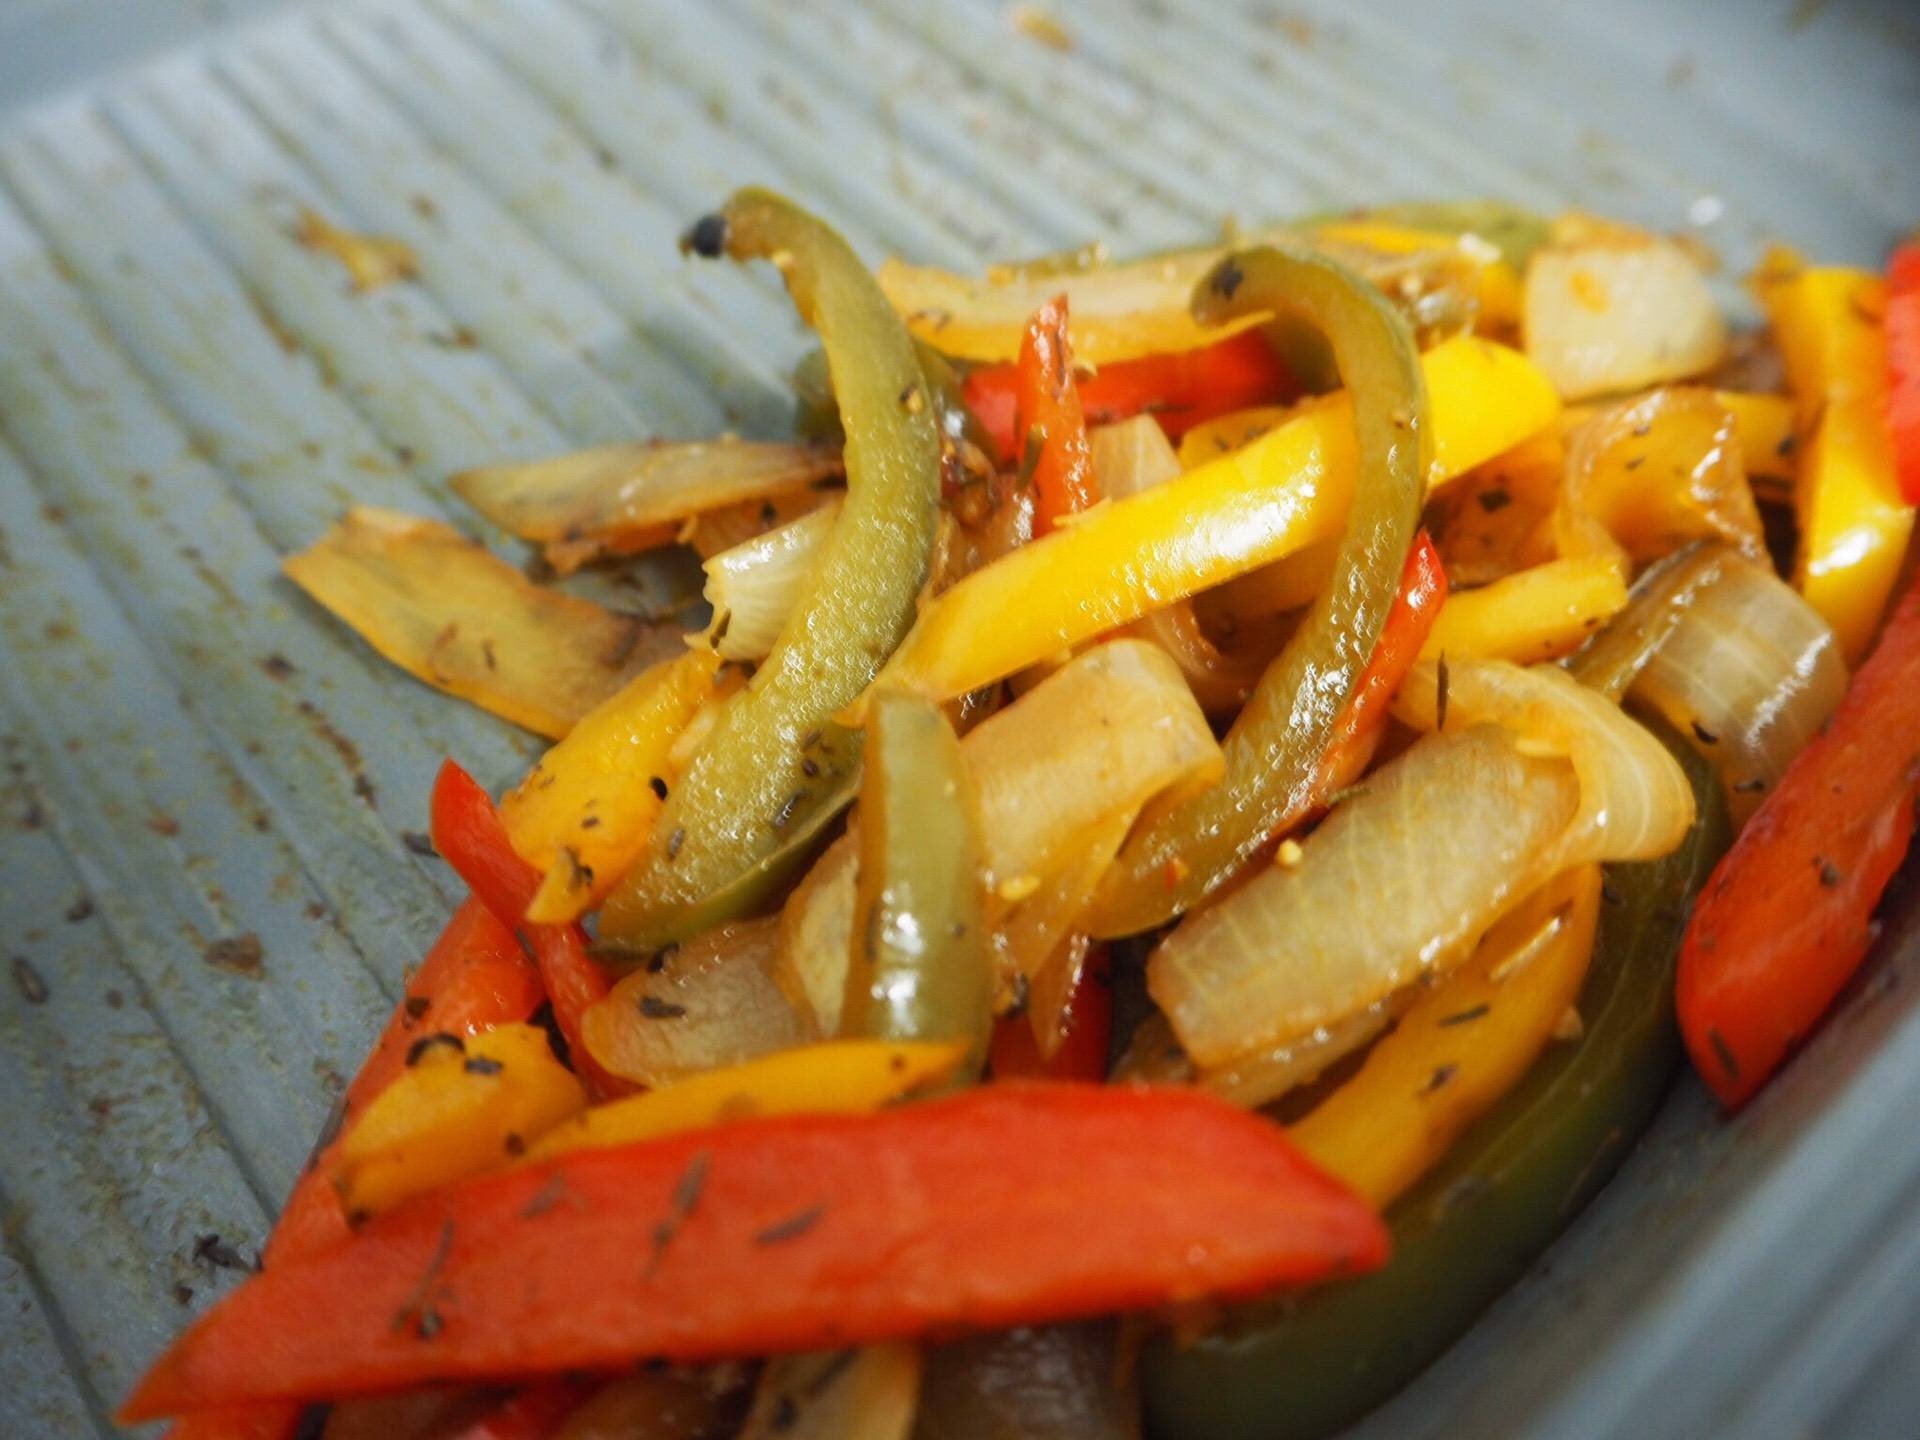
top-left (0, 1), bottom-right (1915, 1435)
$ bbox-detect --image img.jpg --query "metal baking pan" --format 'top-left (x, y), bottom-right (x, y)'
top-left (2, 1), bottom-right (1916, 1434)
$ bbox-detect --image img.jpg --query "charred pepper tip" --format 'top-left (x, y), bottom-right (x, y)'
top-left (682, 212), bottom-right (730, 259)
top-left (1211, 256), bottom-right (1245, 300)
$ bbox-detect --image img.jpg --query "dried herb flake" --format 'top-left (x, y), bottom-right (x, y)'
top-left (754, 1203), bottom-right (826, 1246)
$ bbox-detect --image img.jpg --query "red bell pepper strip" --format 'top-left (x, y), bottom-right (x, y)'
top-left (165, 898), bottom-right (544, 1440)
top-left (1011, 294), bottom-right (1099, 534)
top-left (123, 1083), bottom-right (1386, 1420)
top-left (449, 1380), bottom-right (595, 1440)
top-left (966, 330), bottom-right (1295, 465)
top-left (429, 760), bottom-right (629, 1098)
top-left (270, 896), bottom-right (545, 1264)
top-left (1678, 564), bottom-right (1920, 1108)
top-left (162, 1409), bottom-right (299, 1440)
top-left (990, 946), bottom-right (1114, 1082)
top-left (1886, 241), bottom-right (1920, 504)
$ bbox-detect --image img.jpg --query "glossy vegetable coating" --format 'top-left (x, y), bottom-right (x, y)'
top-left (125, 1086), bottom-right (1389, 1421)
top-left (1142, 725), bottom-right (1729, 1440)
top-left (1095, 243), bottom-right (1427, 930)
top-left (847, 691), bottom-right (993, 1078)
top-left (1755, 248), bottom-right (1911, 663)
top-left (1679, 565), bottom-right (1920, 1107)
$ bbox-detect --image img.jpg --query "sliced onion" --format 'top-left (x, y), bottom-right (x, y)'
top-left (1563, 541), bottom-right (1728, 701)
top-left (1552, 387), bottom-right (1765, 575)
top-left (1089, 414), bottom-right (1182, 501)
top-left (775, 833), bottom-right (858, 1035)
top-left (993, 806), bottom-right (1135, 996)
top-left (965, 640), bottom-right (1223, 893)
top-left (1631, 552), bottom-right (1846, 825)
top-left (880, 247), bottom-right (1260, 365)
top-left (1156, 657), bottom-right (1693, 1068)
top-left (452, 439), bottom-right (842, 573)
top-left (1150, 724), bottom-right (1582, 1067)
top-left (580, 917), bottom-right (810, 1086)
top-left (703, 498), bottom-right (843, 661)
top-left (281, 507), bottom-right (681, 739)
top-left (776, 640), bottom-right (1222, 1033)
top-left (1112, 980), bottom-right (1405, 1110)
top-left (882, 229), bottom-right (1500, 366)
top-left (1094, 416), bottom-right (1272, 711)
top-left (1394, 656), bottom-right (1697, 874)
top-left (1525, 228), bottom-right (1727, 400)
top-left (683, 487), bottom-right (833, 561)
top-left (1199, 999), bottom-right (1400, 1111)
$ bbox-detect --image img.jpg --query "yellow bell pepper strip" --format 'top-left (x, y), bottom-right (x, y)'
top-left (332, 1023), bottom-right (588, 1219)
top-left (1090, 243), bottom-right (1428, 933)
top-left (1287, 865), bottom-right (1601, 1210)
top-left (282, 508), bottom-right (681, 739)
top-left (524, 1039), bottom-right (968, 1161)
top-left (1418, 556), bottom-right (1629, 665)
top-left (597, 189), bottom-right (943, 950)
top-left (867, 336), bottom-right (1558, 712)
top-left (1176, 403), bottom-right (1297, 469)
top-left (846, 692), bottom-right (993, 1079)
top-left (1754, 246), bottom-right (1912, 663)
top-left (497, 649), bottom-right (722, 923)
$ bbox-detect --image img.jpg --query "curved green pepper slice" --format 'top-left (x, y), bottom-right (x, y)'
top-left (1094, 245), bottom-right (1426, 935)
top-left (846, 690), bottom-right (992, 1079)
top-left (1140, 721), bottom-right (1730, 1440)
top-left (598, 189), bottom-right (943, 949)
top-left (796, 339), bottom-right (997, 496)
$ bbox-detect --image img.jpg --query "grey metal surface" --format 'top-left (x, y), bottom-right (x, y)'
top-left (0, 0), bottom-right (1915, 1435)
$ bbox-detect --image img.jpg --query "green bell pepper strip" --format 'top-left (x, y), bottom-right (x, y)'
top-left (1092, 245), bottom-right (1427, 936)
top-left (751, 690), bottom-right (992, 1429)
top-left (589, 746), bottom-right (862, 970)
top-left (846, 690), bottom-right (992, 1079)
top-left (796, 340), bottom-right (997, 495)
top-left (598, 189), bottom-right (943, 950)
top-left (1141, 720), bottom-right (1730, 1440)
